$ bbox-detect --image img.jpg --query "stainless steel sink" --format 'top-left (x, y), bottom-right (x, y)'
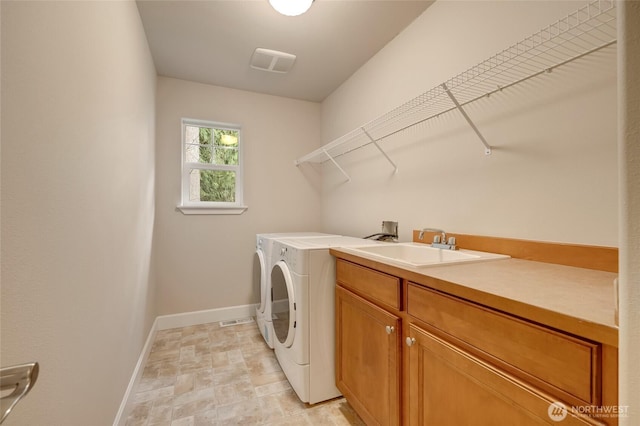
top-left (348, 242), bottom-right (509, 267)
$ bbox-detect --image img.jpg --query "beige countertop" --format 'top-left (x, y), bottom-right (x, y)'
top-left (330, 248), bottom-right (619, 347)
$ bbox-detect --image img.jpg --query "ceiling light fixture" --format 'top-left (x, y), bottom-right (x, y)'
top-left (269, 0), bottom-right (314, 17)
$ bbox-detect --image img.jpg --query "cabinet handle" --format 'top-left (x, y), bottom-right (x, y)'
top-left (385, 325), bottom-right (395, 334)
top-left (406, 337), bottom-right (416, 347)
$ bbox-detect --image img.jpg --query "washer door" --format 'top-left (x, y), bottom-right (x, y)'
top-left (270, 260), bottom-right (296, 347)
top-left (254, 250), bottom-right (267, 314)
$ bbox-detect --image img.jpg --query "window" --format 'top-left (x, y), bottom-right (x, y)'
top-left (178, 118), bottom-right (247, 215)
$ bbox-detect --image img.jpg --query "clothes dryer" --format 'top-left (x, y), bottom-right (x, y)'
top-left (269, 236), bottom-right (381, 403)
top-left (254, 232), bottom-right (333, 348)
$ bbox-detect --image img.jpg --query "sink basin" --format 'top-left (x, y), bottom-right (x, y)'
top-left (347, 242), bottom-right (509, 267)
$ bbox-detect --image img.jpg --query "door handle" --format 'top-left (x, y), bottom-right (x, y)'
top-left (1, 362), bottom-right (39, 424)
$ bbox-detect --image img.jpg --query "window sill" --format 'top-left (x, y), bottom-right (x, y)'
top-left (177, 205), bottom-right (248, 215)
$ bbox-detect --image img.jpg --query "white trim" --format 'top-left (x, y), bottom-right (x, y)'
top-left (112, 303), bottom-right (258, 425)
top-left (112, 317), bottom-right (159, 426)
top-left (180, 118), bottom-right (245, 210)
top-left (177, 204), bottom-right (248, 215)
top-left (155, 303), bottom-right (258, 330)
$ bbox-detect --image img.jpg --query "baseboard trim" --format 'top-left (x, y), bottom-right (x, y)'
top-left (113, 317), bottom-right (159, 426)
top-left (155, 303), bottom-right (257, 330)
top-left (113, 303), bottom-right (258, 425)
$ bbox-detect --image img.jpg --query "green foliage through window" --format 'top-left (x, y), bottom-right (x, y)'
top-left (197, 127), bottom-right (238, 202)
top-left (184, 120), bottom-right (241, 204)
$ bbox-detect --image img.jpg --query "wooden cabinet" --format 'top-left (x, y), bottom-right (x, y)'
top-left (334, 258), bottom-right (618, 426)
top-left (335, 265), bottom-right (401, 426)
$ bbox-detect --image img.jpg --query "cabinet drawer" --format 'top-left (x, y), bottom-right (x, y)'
top-left (336, 260), bottom-right (401, 310)
top-left (408, 283), bottom-right (600, 406)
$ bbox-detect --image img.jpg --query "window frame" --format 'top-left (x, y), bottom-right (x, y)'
top-left (177, 118), bottom-right (247, 215)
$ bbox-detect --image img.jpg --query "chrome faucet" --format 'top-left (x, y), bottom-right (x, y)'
top-left (418, 228), bottom-right (456, 250)
top-left (418, 228), bottom-right (446, 242)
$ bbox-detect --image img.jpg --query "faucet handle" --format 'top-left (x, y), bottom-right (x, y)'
top-left (433, 235), bottom-right (441, 244)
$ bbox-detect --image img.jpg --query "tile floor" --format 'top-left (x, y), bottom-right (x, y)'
top-left (125, 320), bottom-right (365, 426)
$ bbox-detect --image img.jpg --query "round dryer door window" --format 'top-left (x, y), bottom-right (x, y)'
top-left (270, 260), bottom-right (296, 347)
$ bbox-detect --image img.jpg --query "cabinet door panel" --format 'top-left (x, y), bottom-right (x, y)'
top-left (336, 285), bottom-right (401, 426)
top-left (408, 324), bottom-right (603, 426)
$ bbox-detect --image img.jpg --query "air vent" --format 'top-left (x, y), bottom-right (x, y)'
top-left (219, 317), bottom-right (254, 328)
top-left (250, 48), bottom-right (296, 73)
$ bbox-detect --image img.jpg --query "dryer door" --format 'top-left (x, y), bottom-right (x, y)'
top-left (254, 250), bottom-right (267, 314)
top-left (271, 260), bottom-right (296, 347)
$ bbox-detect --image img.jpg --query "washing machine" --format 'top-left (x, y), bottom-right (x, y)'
top-left (254, 232), bottom-right (334, 348)
top-left (269, 236), bottom-right (381, 404)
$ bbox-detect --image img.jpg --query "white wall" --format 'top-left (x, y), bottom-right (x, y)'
top-left (154, 77), bottom-right (322, 315)
top-left (319, 0), bottom-right (617, 247)
top-left (618, 1), bottom-right (640, 423)
top-left (1, 1), bottom-right (157, 424)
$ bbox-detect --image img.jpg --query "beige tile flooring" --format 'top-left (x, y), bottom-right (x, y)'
top-left (125, 320), bottom-right (365, 426)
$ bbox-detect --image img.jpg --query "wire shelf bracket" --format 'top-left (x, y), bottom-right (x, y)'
top-left (442, 83), bottom-right (492, 155)
top-left (362, 127), bottom-right (399, 173)
top-left (295, 0), bottom-right (617, 177)
top-left (322, 148), bottom-right (351, 182)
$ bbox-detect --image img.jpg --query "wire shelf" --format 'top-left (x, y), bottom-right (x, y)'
top-left (295, 0), bottom-right (617, 178)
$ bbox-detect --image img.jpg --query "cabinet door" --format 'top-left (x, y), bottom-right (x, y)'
top-left (407, 324), bottom-right (603, 426)
top-left (336, 285), bottom-right (401, 426)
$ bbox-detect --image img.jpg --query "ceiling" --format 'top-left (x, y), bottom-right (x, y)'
top-left (136, 0), bottom-right (432, 102)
